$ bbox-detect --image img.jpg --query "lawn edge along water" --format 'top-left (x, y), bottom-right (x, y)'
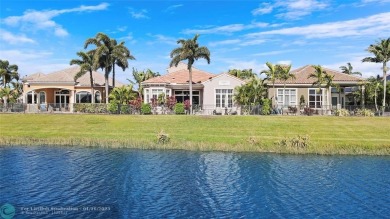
top-left (1, 114), bottom-right (389, 155)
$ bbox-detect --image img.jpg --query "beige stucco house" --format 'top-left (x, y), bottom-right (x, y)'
top-left (22, 66), bottom-right (124, 112)
top-left (141, 63), bottom-right (246, 114)
top-left (268, 65), bottom-right (364, 113)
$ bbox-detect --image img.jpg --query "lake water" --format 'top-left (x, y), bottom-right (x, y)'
top-left (0, 146), bottom-right (389, 218)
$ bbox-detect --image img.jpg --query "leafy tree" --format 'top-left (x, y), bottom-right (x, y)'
top-left (362, 38), bottom-right (390, 115)
top-left (84, 33), bottom-right (135, 103)
top-left (339, 63), bottom-right (362, 76)
top-left (70, 51), bottom-right (96, 103)
top-left (170, 34), bottom-right (210, 114)
top-left (228, 69), bottom-right (255, 80)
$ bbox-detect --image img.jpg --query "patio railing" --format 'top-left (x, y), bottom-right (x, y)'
top-left (0, 103), bottom-right (389, 116)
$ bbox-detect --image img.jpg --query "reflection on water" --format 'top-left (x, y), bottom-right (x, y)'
top-left (0, 146), bottom-right (389, 218)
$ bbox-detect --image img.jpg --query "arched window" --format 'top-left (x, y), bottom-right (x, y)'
top-left (26, 91), bottom-right (37, 104)
top-left (76, 91), bottom-right (92, 103)
top-left (95, 91), bottom-right (101, 103)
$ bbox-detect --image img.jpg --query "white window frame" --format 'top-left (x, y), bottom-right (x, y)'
top-left (277, 88), bottom-right (297, 107)
top-left (308, 88), bottom-right (328, 109)
top-left (95, 91), bottom-right (102, 103)
top-left (39, 91), bottom-right (46, 104)
top-left (215, 89), bottom-right (233, 108)
top-left (75, 91), bottom-right (92, 103)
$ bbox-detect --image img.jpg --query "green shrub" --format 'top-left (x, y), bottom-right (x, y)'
top-left (335, 109), bottom-right (350, 117)
top-left (107, 100), bottom-right (119, 114)
top-left (355, 108), bottom-right (374, 117)
top-left (261, 99), bottom-right (271, 115)
top-left (120, 105), bottom-right (131, 114)
top-left (141, 103), bottom-right (152, 115)
top-left (174, 103), bottom-right (185, 114)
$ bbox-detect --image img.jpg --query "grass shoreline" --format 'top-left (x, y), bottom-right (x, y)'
top-left (1, 114), bottom-right (389, 155)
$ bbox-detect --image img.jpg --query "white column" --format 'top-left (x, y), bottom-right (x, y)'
top-left (32, 90), bottom-right (35, 104)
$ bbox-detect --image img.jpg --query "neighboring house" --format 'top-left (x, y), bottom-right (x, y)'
top-left (22, 66), bottom-right (124, 112)
top-left (268, 65), bottom-right (364, 112)
top-left (141, 63), bottom-right (246, 114)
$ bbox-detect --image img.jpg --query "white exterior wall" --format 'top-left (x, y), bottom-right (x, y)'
top-left (202, 74), bottom-right (245, 113)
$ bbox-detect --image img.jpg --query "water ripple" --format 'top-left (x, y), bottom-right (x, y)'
top-left (0, 146), bottom-right (389, 218)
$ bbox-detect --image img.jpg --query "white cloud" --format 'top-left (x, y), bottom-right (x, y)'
top-left (239, 39), bottom-right (267, 46)
top-left (164, 4), bottom-right (183, 13)
top-left (252, 2), bottom-right (273, 15)
top-left (209, 39), bottom-right (241, 47)
top-left (247, 12), bottom-right (390, 39)
top-left (253, 50), bottom-right (295, 56)
top-left (252, 0), bottom-right (328, 20)
top-left (129, 8), bottom-right (149, 19)
top-left (147, 34), bottom-right (177, 45)
top-left (182, 21), bottom-right (280, 35)
top-left (117, 26), bottom-right (127, 32)
top-left (0, 29), bottom-right (35, 44)
top-left (1, 3), bottom-right (109, 37)
top-left (324, 55), bottom-right (383, 78)
top-left (118, 33), bottom-right (137, 44)
top-left (361, 0), bottom-right (390, 3)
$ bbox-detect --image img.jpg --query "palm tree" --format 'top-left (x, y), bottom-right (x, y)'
top-left (170, 34), bottom-right (210, 114)
top-left (365, 76), bottom-right (382, 111)
top-left (70, 51), bottom-right (96, 103)
top-left (109, 85), bottom-right (136, 104)
top-left (111, 39), bottom-right (135, 88)
top-left (339, 63), bottom-right (362, 76)
top-left (308, 65), bottom-right (328, 92)
top-left (84, 33), bottom-right (135, 103)
top-left (128, 68), bottom-right (160, 99)
top-left (362, 38), bottom-right (390, 115)
top-left (261, 62), bottom-right (279, 105)
top-left (276, 64), bottom-right (295, 107)
top-left (228, 69), bottom-right (255, 80)
top-left (0, 60), bottom-right (19, 88)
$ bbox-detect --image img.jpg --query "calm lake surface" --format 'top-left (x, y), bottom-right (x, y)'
top-left (0, 146), bottom-right (389, 218)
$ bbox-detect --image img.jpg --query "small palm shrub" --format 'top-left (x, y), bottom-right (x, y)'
top-left (335, 109), bottom-right (350, 117)
top-left (120, 105), bottom-right (131, 114)
top-left (355, 108), bottom-right (374, 117)
top-left (261, 99), bottom-right (271, 115)
top-left (108, 100), bottom-right (119, 114)
top-left (157, 130), bottom-right (170, 144)
top-left (174, 103), bottom-right (185, 114)
top-left (141, 103), bottom-right (152, 115)
top-left (277, 135), bottom-right (310, 148)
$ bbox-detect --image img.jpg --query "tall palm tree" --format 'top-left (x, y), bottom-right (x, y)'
top-left (70, 51), bottom-right (96, 103)
top-left (277, 64), bottom-right (295, 107)
top-left (362, 38), bottom-right (390, 115)
top-left (111, 39), bottom-right (135, 88)
top-left (0, 60), bottom-right (19, 88)
top-left (261, 62), bottom-right (279, 105)
top-left (84, 33), bottom-right (135, 103)
top-left (365, 76), bottom-right (382, 111)
top-left (308, 65), bottom-right (328, 92)
top-left (170, 34), bottom-right (210, 114)
top-left (339, 63), bottom-right (362, 76)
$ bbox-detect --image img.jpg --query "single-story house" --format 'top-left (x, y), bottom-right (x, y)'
top-left (141, 62), bottom-right (246, 114)
top-left (267, 65), bottom-right (364, 113)
top-left (22, 66), bottom-right (124, 112)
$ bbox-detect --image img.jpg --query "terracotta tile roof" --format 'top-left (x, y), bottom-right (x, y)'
top-left (25, 66), bottom-right (125, 87)
top-left (273, 65), bottom-right (363, 84)
top-left (143, 66), bottom-right (215, 84)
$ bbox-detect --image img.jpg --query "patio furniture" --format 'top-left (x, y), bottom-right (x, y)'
top-left (213, 107), bottom-right (222, 115)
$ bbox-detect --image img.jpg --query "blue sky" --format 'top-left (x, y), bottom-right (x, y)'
top-left (1, 0), bottom-right (389, 84)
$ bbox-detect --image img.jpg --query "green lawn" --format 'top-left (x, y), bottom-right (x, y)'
top-left (1, 114), bottom-right (389, 155)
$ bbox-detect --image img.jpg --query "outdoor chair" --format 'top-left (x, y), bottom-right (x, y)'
top-left (229, 107), bottom-right (237, 115)
top-left (213, 107), bottom-right (222, 115)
